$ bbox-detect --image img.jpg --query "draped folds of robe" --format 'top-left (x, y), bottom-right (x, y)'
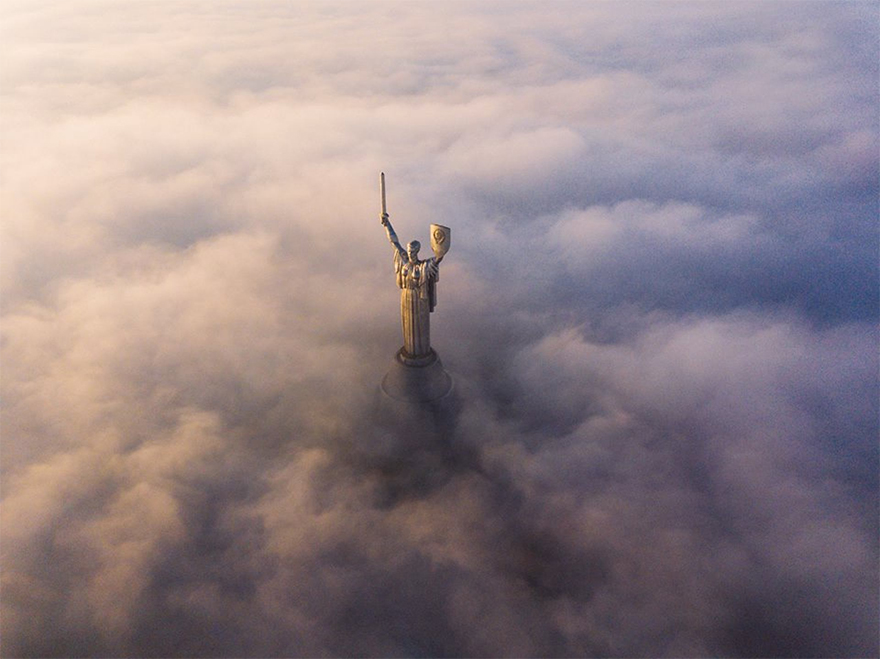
top-left (393, 250), bottom-right (438, 357)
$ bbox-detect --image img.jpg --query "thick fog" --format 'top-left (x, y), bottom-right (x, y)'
top-left (2, 2), bottom-right (877, 657)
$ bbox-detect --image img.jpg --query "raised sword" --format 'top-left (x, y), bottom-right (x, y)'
top-left (380, 172), bottom-right (387, 222)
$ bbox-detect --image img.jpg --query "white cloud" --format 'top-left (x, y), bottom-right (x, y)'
top-left (1, 1), bottom-right (876, 656)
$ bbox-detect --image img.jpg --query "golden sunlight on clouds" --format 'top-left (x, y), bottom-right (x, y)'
top-left (1, 2), bottom-right (877, 656)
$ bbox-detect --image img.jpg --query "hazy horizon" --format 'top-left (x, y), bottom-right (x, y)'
top-left (2, 1), bottom-right (878, 656)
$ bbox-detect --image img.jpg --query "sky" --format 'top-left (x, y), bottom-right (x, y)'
top-left (1, 1), bottom-right (878, 657)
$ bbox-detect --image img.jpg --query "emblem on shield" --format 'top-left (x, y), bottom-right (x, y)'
top-left (430, 224), bottom-right (451, 259)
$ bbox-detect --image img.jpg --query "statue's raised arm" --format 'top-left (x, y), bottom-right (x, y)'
top-left (381, 212), bottom-right (406, 260)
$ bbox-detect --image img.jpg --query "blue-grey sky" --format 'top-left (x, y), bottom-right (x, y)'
top-left (2, 2), bottom-right (877, 656)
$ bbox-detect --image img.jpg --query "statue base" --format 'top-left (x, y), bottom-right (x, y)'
top-left (380, 348), bottom-right (453, 403)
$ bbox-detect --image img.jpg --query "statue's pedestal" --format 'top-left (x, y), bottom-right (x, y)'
top-left (370, 349), bottom-right (469, 503)
top-left (380, 348), bottom-right (453, 403)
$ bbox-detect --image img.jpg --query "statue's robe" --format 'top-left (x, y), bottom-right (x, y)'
top-left (394, 251), bottom-right (439, 357)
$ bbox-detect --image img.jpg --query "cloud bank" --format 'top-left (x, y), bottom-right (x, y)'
top-left (2, 2), bottom-right (877, 656)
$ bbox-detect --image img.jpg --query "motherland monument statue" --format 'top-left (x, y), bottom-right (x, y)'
top-left (379, 173), bottom-right (453, 403)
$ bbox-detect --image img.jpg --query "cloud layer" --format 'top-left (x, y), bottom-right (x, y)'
top-left (2, 2), bottom-right (877, 656)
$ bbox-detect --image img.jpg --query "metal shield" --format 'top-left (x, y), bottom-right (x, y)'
top-left (430, 224), bottom-right (451, 258)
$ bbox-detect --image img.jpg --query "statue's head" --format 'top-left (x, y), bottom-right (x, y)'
top-left (407, 240), bottom-right (421, 263)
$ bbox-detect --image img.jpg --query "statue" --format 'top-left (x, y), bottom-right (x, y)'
top-left (379, 173), bottom-right (450, 366)
top-left (377, 173), bottom-right (453, 405)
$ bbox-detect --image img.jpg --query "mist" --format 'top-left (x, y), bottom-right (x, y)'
top-left (2, 2), bottom-right (877, 657)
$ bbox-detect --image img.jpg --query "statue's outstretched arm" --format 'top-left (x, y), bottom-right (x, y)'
top-left (381, 213), bottom-right (406, 258)
top-left (427, 258), bottom-right (440, 280)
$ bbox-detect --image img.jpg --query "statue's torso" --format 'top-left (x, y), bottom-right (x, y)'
top-left (394, 252), bottom-right (434, 291)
